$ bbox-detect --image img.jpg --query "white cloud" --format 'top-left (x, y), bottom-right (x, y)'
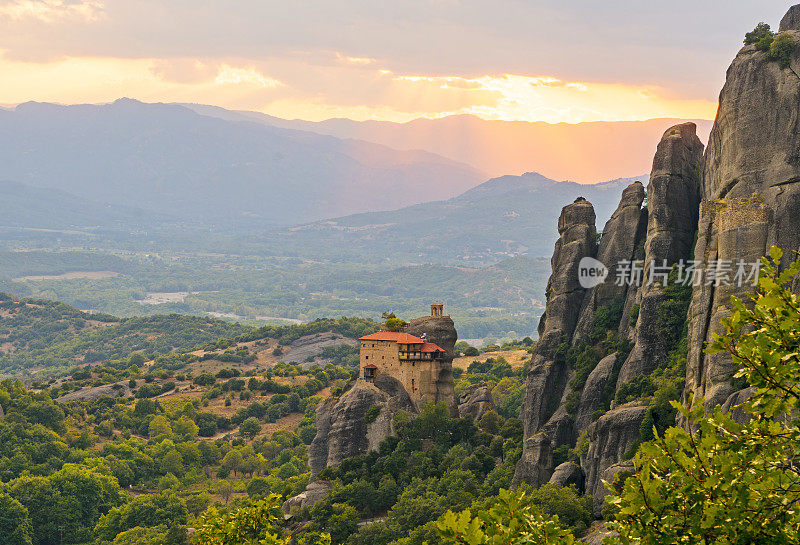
top-left (0, 0), bottom-right (104, 23)
top-left (213, 65), bottom-right (282, 88)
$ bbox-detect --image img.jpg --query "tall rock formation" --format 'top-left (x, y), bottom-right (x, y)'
top-left (684, 10), bottom-right (800, 410)
top-left (514, 198), bottom-right (597, 486)
top-left (514, 6), bottom-right (800, 521)
top-left (513, 125), bottom-right (702, 503)
top-left (573, 182), bottom-right (646, 344)
top-left (404, 314), bottom-right (458, 410)
top-left (616, 123), bottom-right (704, 387)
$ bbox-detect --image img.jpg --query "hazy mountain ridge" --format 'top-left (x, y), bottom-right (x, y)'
top-left (183, 104), bottom-right (713, 183)
top-left (264, 172), bottom-right (643, 262)
top-left (0, 99), bottom-right (484, 227)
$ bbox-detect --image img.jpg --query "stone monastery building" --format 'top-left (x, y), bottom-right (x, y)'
top-left (358, 303), bottom-right (449, 407)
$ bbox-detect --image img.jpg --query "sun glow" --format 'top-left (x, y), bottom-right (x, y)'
top-left (0, 53), bottom-right (716, 124)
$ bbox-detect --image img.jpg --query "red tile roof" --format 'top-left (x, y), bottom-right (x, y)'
top-left (363, 364), bottom-right (378, 369)
top-left (420, 342), bottom-right (444, 353)
top-left (360, 332), bottom-right (426, 343)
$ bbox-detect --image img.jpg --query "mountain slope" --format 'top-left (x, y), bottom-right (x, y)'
top-left (0, 180), bottom-right (167, 230)
top-left (262, 172), bottom-right (641, 263)
top-left (185, 105), bottom-right (713, 183)
top-left (0, 100), bottom-right (484, 227)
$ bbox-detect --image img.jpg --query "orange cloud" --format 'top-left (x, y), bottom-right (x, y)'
top-left (0, 53), bottom-right (716, 124)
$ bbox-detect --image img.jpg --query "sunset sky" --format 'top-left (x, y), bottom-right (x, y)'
top-left (0, 1), bottom-right (792, 123)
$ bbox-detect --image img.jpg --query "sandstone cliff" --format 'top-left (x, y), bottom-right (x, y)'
top-left (684, 8), bottom-right (800, 411)
top-left (616, 123), bottom-right (703, 387)
top-left (514, 5), bottom-right (800, 523)
top-left (513, 124), bottom-right (703, 500)
top-left (514, 198), bottom-right (596, 486)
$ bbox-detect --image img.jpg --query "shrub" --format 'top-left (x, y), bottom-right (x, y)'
top-left (364, 405), bottom-right (381, 424)
top-left (768, 32), bottom-right (798, 68)
top-left (744, 22), bottom-right (773, 46)
top-left (239, 417), bottom-right (262, 439)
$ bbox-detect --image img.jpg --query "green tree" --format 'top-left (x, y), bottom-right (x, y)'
top-left (744, 22), bottom-right (773, 45)
top-left (0, 492), bottom-right (32, 545)
top-left (11, 464), bottom-right (123, 545)
top-left (148, 415), bottom-right (172, 442)
top-left (240, 417), bottom-right (262, 439)
top-left (768, 32), bottom-right (799, 69)
top-left (95, 492), bottom-right (187, 543)
top-left (222, 449), bottom-right (244, 476)
top-left (607, 247), bottom-right (800, 544)
top-left (384, 317), bottom-right (406, 332)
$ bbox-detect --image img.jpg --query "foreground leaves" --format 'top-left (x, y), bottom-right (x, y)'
top-left (437, 488), bottom-right (575, 544)
top-left (606, 247), bottom-right (800, 544)
top-left (194, 494), bottom-right (331, 545)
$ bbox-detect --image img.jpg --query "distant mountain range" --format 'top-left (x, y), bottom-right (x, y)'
top-left (0, 99), bottom-right (484, 227)
top-left (184, 104), bottom-right (713, 184)
top-left (0, 179), bottom-right (166, 230)
top-left (259, 172), bottom-right (643, 263)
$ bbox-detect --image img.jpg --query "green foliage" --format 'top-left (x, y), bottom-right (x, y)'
top-left (607, 247), bottom-right (800, 543)
top-left (437, 488), bottom-right (575, 544)
top-left (11, 464), bottom-right (123, 545)
top-left (768, 32), bottom-right (798, 69)
top-left (0, 492), bottom-right (32, 545)
top-left (744, 22), bottom-right (774, 46)
top-left (195, 494), bottom-right (330, 545)
top-left (364, 405), bottom-right (381, 424)
top-left (95, 492), bottom-right (187, 543)
top-left (591, 302), bottom-right (623, 342)
top-left (240, 416), bottom-right (262, 439)
top-left (384, 318), bottom-right (406, 332)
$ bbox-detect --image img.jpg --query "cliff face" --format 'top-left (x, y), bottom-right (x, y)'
top-left (309, 374), bottom-right (415, 478)
top-left (404, 315), bottom-right (458, 411)
top-left (684, 13), bottom-right (800, 411)
top-left (617, 124), bottom-right (704, 387)
top-left (573, 183), bottom-right (646, 345)
top-left (513, 123), bottom-right (703, 504)
top-left (514, 199), bottom-right (596, 486)
top-left (514, 5), bottom-right (800, 521)
top-left (309, 314), bottom-right (457, 478)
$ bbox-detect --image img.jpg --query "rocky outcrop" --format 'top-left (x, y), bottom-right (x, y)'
top-left (780, 4), bottom-right (800, 32)
top-left (57, 380), bottom-right (134, 401)
top-left (617, 123), bottom-right (703, 388)
top-left (404, 315), bottom-right (457, 411)
top-left (457, 382), bottom-right (495, 420)
top-left (309, 374), bottom-right (414, 479)
top-left (583, 405), bottom-right (645, 517)
top-left (575, 354), bottom-right (616, 432)
top-left (515, 432), bottom-right (553, 488)
top-left (282, 480), bottom-right (332, 513)
top-left (573, 182), bottom-right (646, 344)
top-left (513, 5), bottom-right (800, 525)
top-left (309, 313), bottom-right (457, 478)
top-left (404, 315), bottom-right (457, 357)
top-left (514, 198), bottom-right (597, 486)
top-left (684, 8), bottom-right (800, 410)
top-left (592, 461), bottom-right (634, 519)
top-left (721, 387), bottom-right (756, 424)
top-left (548, 462), bottom-right (585, 493)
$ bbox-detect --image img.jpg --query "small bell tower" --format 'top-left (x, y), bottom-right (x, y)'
top-left (431, 302), bottom-right (444, 317)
